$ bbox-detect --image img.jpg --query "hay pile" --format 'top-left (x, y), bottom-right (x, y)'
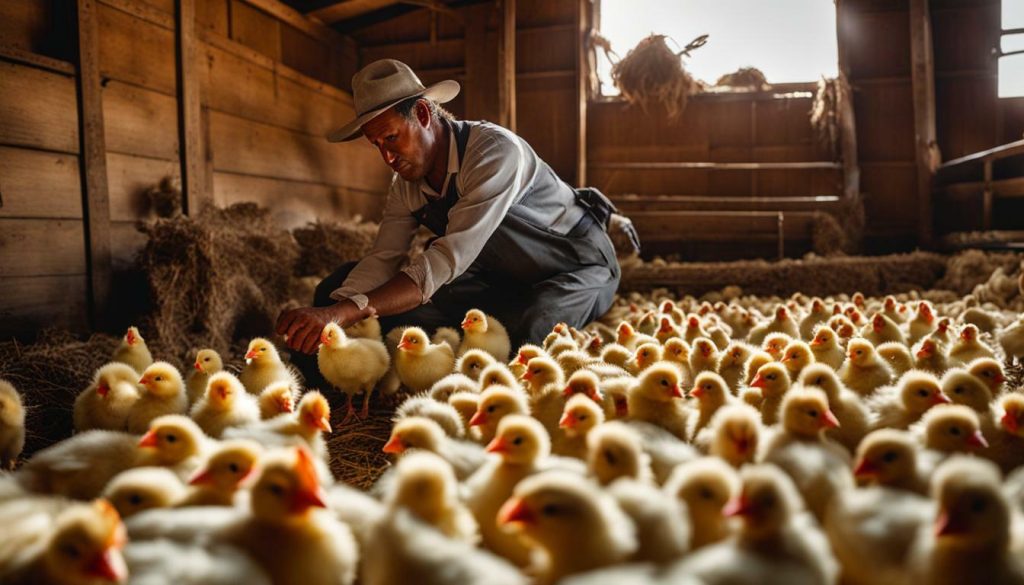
top-left (810, 76), bottom-right (845, 155)
top-left (611, 34), bottom-right (704, 120)
top-left (292, 218), bottom-right (380, 277)
top-left (715, 66), bottom-right (769, 90)
top-left (136, 203), bottom-right (300, 358)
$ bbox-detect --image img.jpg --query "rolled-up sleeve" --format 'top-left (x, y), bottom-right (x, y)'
top-left (402, 133), bottom-right (526, 302)
top-left (329, 180), bottom-right (418, 309)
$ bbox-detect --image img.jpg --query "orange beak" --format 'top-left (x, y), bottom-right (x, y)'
top-left (382, 435), bottom-right (405, 454)
top-left (244, 349), bottom-right (258, 360)
top-left (138, 376), bottom-right (149, 386)
top-left (559, 411), bottom-right (575, 429)
top-left (934, 508), bottom-right (966, 537)
top-left (523, 370), bottom-right (534, 381)
top-left (689, 386), bottom-right (705, 399)
top-left (486, 436), bottom-right (509, 453)
top-left (916, 347), bottom-right (932, 359)
top-left (562, 384), bottom-right (577, 397)
top-left (307, 413), bottom-right (331, 433)
top-left (993, 374), bottom-right (1005, 385)
top-left (853, 457), bottom-right (879, 478)
top-left (517, 353), bottom-right (529, 365)
top-left (469, 409), bottom-right (487, 427)
top-left (85, 547), bottom-right (127, 582)
top-left (138, 430), bottom-right (159, 448)
top-left (320, 332), bottom-right (329, 346)
top-left (688, 317), bottom-right (699, 329)
top-left (397, 340), bottom-right (412, 351)
top-left (810, 338), bottom-right (823, 347)
top-left (278, 397), bottom-right (294, 413)
top-left (194, 361), bottom-right (203, 371)
top-left (933, 392), bottom-right (951, 405)
top-left (126, 330), bottom-right (137, 345)
top-left (781, 355), bottom-right (793, 363)
top-left (188, 467), bottom-right (214, 486)
top-left (966, 430), bottom-right (988, 450)
top-left (722, 494), bottom-right (753, 518)
top-left (750, 375), bottom-right (766, 389)
top-left (460, 319), bottom-right (472, 330)
top-left (97, 383), bottom-right (110, 398)
top-left (497, 497), bottom-right (535, 525)
top-left (873, 318), bottom-right (884, 333)
top-left (821, 409), bottom-right (841, 429)
top-left (670, 383), bottom-right (684, 399)
top-left (290, 483), bottom-right (328, 514)
top-left (1001, 411), bottom-right (1019, 434)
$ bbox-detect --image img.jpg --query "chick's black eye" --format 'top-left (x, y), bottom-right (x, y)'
top-left (918, 389), bottom-right (928, 397)
top-left (204, 358), bottom-right (210, 362)
top-left (661, 379), bottom-right (669, 386)
top-left (487, 405), bottom-right (496, 413)
top-left (950, 427), bottom-right (961, 436)
top-left (541, 504), bottom-right (560, 516)
top-left (971, 497), bottom-right (987, 513)
top-left (155, 376), bottom-right (163, 382)
top-left (882, 451), bottom-right (898, 463)
top-left (229, 463), bottom-right (240, 473)
top-left (166, 434), bottom-right (177, 443)
top-left (512, 437), bottom-right (523, 445)
top-left (269, 484), bottom-right (285, 496)
top-left (808, 410), bottom-right (819, 418)
top-left (129, 494), bottom-right (143, 505)
top-left (62, 544), bottom-right (81, 558)
top-left (699, 487), bottom-right (713, 499)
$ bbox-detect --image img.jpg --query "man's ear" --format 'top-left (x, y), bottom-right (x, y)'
top-left (415, 99), bottom-right (431, 128)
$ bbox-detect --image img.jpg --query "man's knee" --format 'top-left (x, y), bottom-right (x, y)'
top-left (313, 262), bottom-right (358, 307)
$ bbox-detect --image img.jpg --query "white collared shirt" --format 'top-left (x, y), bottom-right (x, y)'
top-left (329, 120), bottom-right (584, 308)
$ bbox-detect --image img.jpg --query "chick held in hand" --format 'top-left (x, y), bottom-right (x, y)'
top-left (318, 322), bottom-right (390, 422)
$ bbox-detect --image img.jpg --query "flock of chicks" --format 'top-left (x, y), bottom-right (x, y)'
top-left (1, 274), bottom-right (1024, 583)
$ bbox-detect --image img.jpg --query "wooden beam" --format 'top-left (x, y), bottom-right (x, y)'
top-left (176, 0), bottom-right (207, 214)
top-left (0, 44), bottom-right (76, 76)
top-left (909, 0), bottom-right (937, 245)
top-left (497, 0), bottom-right (515, 131)
top-left (463, 2), bottom-right (497, 123)
top-left (589, 161), bottom-right (842, 171)
top-left (75, 0), bottom-right (113, 328)
top-left (239, 0), bottom-right (349, 51)
top-left (575, 0), bottom-right (587, 186)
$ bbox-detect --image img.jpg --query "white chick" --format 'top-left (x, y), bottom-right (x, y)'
top-left (696, 404), bottom-right (763, 468)
top-left (480, 363), bottom-right (522, 393)
top-left (189, 371), bottom-right (260, 438)
top-left (394, 394), bottom-right (466, 439)
top-left (780, 340), bottom-right (816, 381)
top-left (395, 327), bottom-right (456, 393)
top-left (913, 404), bottom-right (990, 474)
top-left (987, 393), bottom-right (1024, 474)
top-left (940, 368), bottom-right (994, 414)
top-left (666, 464), bottom-right (839, 585)
top-left (867, 369), bottom-right (950, 430)
top-left (626, 363), bottom-right (691, 440)
top-left (607, 478), bottom-right (689, 563)
top-left (862, 312), bottom-right (906, 346)
top-left (799, 363), bottom-right (872, 453)
top-left (762, 388), bottom-right (853, 521)
top-left (631, 342), bottom-right (663, 374)
top-left (497, 471), bottom-right (638, 585)
top-left (258, 381), bottom-right (297, 420)
top-left (907, 456), bottom-right (1024, 585)
top-left (180, 439), bottom-right (262, 507)
top-left (459, 348), bottom-right (498, 381)
top-left (384, 451), bottom-right (478, 544)
top-left (447, 391), bottom-right (480, 436)
top-left (112, 325), bottom-right (153, 374)
top-left (586, 422), bottom-right (654, 486)
top-left (0, 379), bottom-right (27, 469)
top-left (556, 394), bottom-right (606, 459)
top-left (967, 357), bottom-right (1007, 396)
top-left (102, 466), bottom-right (185, 518)
top-left (186, 348), bottom-right (223, 405)
top-left (876, 341), bottom-right (914, 377)
top-left (998, 314), bottom-right (1024, 362)
top-left (809, 325), bottom-right (846, 371)
top-left (74, 362), bottom-right (141, 433)
top-left (687, 371), bottom-right (734, 440)
top-left (949, 324), bottom-right (996, 365)
top-left (318, 322), bottom-right (390, 421)
top-left (663, 457), bottom-right (740, 550)
top-left (239, 337), bottom-right (298, 396)
top-left (838, 338), bottom-right (894, 396)
top-left (469, 386), bottom-right (530, 443)
top-left (749, 362), bottom-right (791, 426)
top-left (458, 309), bottom-right (511, 362)
top-left (383, 416), bottom-right (485, 481)
top-left (798, 298), bottom-right (831, 340)
top-left (127, 361), bottom-right (187, 434)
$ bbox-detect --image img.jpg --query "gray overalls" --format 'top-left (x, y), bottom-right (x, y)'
top-left (314, 119), bottom-right (621, 348)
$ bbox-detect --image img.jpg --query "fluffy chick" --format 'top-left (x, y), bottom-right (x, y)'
top-left (383, 416), bottom-right (485, 481)
top-left (239, 338), bottom-right (298, 396)
top-left (179, 439), bottom-right (262, 507)
top-left (318, 322), bottom-right (390, 421)
top-left (607, 478), bottom-right (689, 563)
top-left (385, 451), bottom-right (478, 544)
top-left (189, 371), bottom-right (260, 438)
top-left (74, 363), bottom-right (140, 433)
top-left (103, 466), bottom-right (185, 518)
top-left (838, 338), bottom-right (894, 396)
top-left (852, 428), bottom-right (927, 493)
top-left (663, 457), bottom-right (740, 549)
top-left (458, 348), bottom-right (498, 381)
top-left (868, 370), bottom-right (950, 430)
top-left (949, 324), bottom-right (996, 365)
top-left (127, 362), bottom-right (187, 434)
top-left (586, 422), bottom-right (654, 486)
top-left (687, 371), bottom-right (734, 440)
top-left (395, 327), bottom-right (456, 393)
top-left (186, 348), bottom-right (223, 405)
top-left (112, 325), bottom-right (153, 374)
top-left (556, 394), bottom-right (605, 459)
top-left (809, 325), bottom-right (846, 371)
top-left (0, 379), bottom-right (26, 469)
top-left (749, 362), bottom-right (791, 426)
top-left (876, 341), bottom-right (914, 377)
top-left (799, 363), bottom-right (872, 453)
top-left (258, 381), bottom-right (296, 420)
top-left (459, 309), bottom-right (511, 362)
top-left (469, 386), bottom-right (530, 444)
top-left (626, 363), bottom-right (691, 440)
top-left (696, 403), bottom-right (763, 468)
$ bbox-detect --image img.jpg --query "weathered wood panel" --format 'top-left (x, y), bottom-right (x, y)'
top-left (98, 1), bottom-right (176, 95)
top-left (230, 0), bottom-right (281, 61)
top-left (110, 220), bottom-right (147, 270)
top-left (844, 8), bottom-right (911, 80)
top-left (860, 164), bottom-right (919, 233)
top-left (281, 24), bottom-right (330, 83)
top-left (1, 0), bottom-right (54, 54)
top-left (197, 0), bottom-right (229, 35)
top-left (517, 75), bottom-right (576, 180)
top-left (102, 81), bottom-right (180, 160)
top-left (517, 27), bottom-right (573, 73)
top-left (0, 275), bottom-right (89, 335)
top-left (516, 0), bottom-right (573, 28)
top-left (0, 147), bottom-right (82, 218)
top-left (107, 152), bottom-right (179, 222)
top-left (853, 82), bottom-right (916, 161)
top-left (213, 171), bottom-right (385, 224)
top-left (349, 6), bottom-right (465, 46)
top-left (0, 219), bottom-right (87, 277)
top-left (0, 60), bottom-right (79, 153)
top-left (359, 38), bottom-right (465, 71)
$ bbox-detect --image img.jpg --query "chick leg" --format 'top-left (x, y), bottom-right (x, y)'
top-left (359, 388), bottom-right (373, 418)
top-left (341, 393), bottom-right (355, 425)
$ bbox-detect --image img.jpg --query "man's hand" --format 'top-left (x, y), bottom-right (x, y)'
top-left (276, 303), bottom-right (352, 355)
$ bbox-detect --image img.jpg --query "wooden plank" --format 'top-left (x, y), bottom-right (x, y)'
top-left (230, 0), bottom-right (281, 62)
top-left (99, 0), bottom-right (174, 28)
top-left (517, 27), bottom-right (573, 73)
top-left (0, 147), bottom-right (83, 218)
top-left (98, 0), bottom-right (177, 95)
top-left (0, 43), bottom-right (76, 76)
top-left (281, 23), bottom-right (330, 83)
top-left (106, 152), bottom-right (179, 221)
top-left (177, 0), bottom-right (206, 214)
top-left (0, 275), bottom-right (90, 336)
top-left (0, 218), bottom-right (87, 277)
top-left (575, 0), bottom-right (586, 186)
top-left (102, 81), bottom-right (180, 160)
top-left (78, 0), bottom-right (113, 326)
top-left (627, 210), bottom-right (816, 243)
top-left (498, 0), bottom-right (516, 131)
top-left (239, 0), bottom-right (352, 51)
top-left (197, 0), bottom-right (228, 35)
top-left (462, 3), bottom-right (498, 122)
top-left (909, 0), bottom-right (937, 245)
top-left (0, 0), bottom-right (52, 54)
top-left (940, 139), bottom-right (1024, 169)
top-left (0, 60), bottom-right (79, 153)
top-left (213, 171), bottom-right (385, 225)
top-left (311, 0), bottom-right (398, 25)
top-left (110, 220), bottom-right (147, 270)
top-left (613, 195), bottom-right (842, 213)
top-left (207, 110), bottom-right (391, 191)
top-left (359, 38), bottom-right (465, 71)
top-left (589, 161), bottom-right (842, 171)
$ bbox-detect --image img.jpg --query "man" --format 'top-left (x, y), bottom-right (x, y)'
top-left (276, 59), bottom-right (630, 357)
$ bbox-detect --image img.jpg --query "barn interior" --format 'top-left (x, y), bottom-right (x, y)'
top-left (1, 0), bottom-right (1024, 583)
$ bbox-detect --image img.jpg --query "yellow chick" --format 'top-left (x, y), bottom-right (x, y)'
top-left (606, 477), bottom-right (690, 564)
top-left (459, 348), bottom-right (498, 381)
top-left (0, 379), bottom-right (27, 469)
top-left (798, 298), bottom-right (831, 340)
top-left (689, 337), bottom-right (720, 375)
top-left (663, 457), bottom-right (739, 549)
top-left (913, 337), bottom-right (952, 375)
top-left (556, 394), bottom-right (605, 459)
top-left (111, 325), bottom-right (153, 374)
top-left (383, 416), bottom-right (486, 480)
top-left (761, 332), bottom-right (794, 362)
top-left (907, 301), bottom-right (937, 345)
top-left (189, 371), bottom-right (260, 438)
top-left (799, 363), bottom-right (872, 452)
top-left (385, 451), bottom-right (478, 544)
top-left (949, 324), bottom-right (996, 365)
top-left (395, 327), bottom-right (456, 393)
top-left (626, 363), bottom-right (690, 440)
top-left (427, 373), bottom-right (478, 404)
top-left (239, 338), bottom-right (298, 396)
top-left (394, 394), bottom-right (466, 439)
top-left (748, 305), bottom-right (801, 346)
top-left (447, 391), bottom-right (481, 435)
top-left (600, 343), bottom-right (634, 369)
top-left (717, 341), bottom-right (756, 394)
top-left (224, 391), bottom-right (333, 461)
top-left (780, 340), bottom-right (815, 381)
top-left (687, 371), bottom-right (734, 440)
top-left (914, 405), bottom-right (989, 473)
top-left (809, 325), bottom-right (846, 370)
top-left (468, 386), bottom-right (530, 444)
top-left (966, 357), bottom-right (1006, 396)
top-left (74, 363), bottom-right (140, 433)
top-left (852, 428), bottom-right (927, 493)
top-left (497, 471), bottom-right (637, 585)
top-left (186, 348), bottom-right (223, 405)
top-left (838, 338), bottom-right (894, 396)
top-left (990, 393), bottom-right (1024, 474)
top-left (102, 466), bottom-right (185, 518)
top-left (126, 362), bottom-right (187, 434)
top-left (585, 422), bottom-right (654, 486)
top-left (318, 322), bottom-right (390, 421)
top-left (862, 312), bottom-right (907, 346)
top-left (458, 309), bottom-right (511, 362)
top-left (876, 340), bottom-right (914, 376)
top-left (867, 369), bottom-right (951, 430)
top-left (698, 403), bottom-right (763, 468)
top-left (179, 439), bottom-right (262, 507)
top-left (940, 369), bottom-right (994, 414)
top-left (480, 363), bottom-right (522, 393)
top-left (742, 349), bottom-right (774, 387)
top-left (998, 314), bottom-right (1024, 362)
top-left (258, 381), bottom-right (297, 420)
top-left (136, 415), bottom-right (210, 481)
top-left (749, 362), bottom-right (791, 426)
top-left (0, 499), bottom-right (128, 584)
top-left (907, 456), bottom-right (1024, 585)
top-left (631, 342), bottom-right (663, 375)
top-left (655, 315), bottom-right (682, 344)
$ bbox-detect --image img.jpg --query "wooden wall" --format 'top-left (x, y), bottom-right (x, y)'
top-left (0, 0), bottom-right (389, 338)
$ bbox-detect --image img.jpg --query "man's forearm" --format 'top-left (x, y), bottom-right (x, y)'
top-left (361, 272), bottom-right (423, 317)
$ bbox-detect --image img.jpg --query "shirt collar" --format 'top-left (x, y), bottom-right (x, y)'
top-left (420, 123), bottom-right (459, 198)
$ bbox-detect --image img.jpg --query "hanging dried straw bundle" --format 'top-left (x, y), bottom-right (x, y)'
top-left (611, 34), bottom-right (705, 120)
top-left (715, 66), bottom-right (769, 90)
top-left (810, 76), bottom-right (845, 154)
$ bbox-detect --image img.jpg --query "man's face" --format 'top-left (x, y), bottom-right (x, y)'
top-left (362, 103), bottom-right (432, 182)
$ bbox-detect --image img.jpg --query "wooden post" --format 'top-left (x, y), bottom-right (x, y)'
top-left (75, 0), bottom-right (112, 329)
top-left (575, 0), bottom-right (588, 187)
top-left (497, 0), bottom-right (516, 131)
top-left (982, 160), bottom-right (993, 230)
top-left (909, 0), bottom-right (937, 245)
top-left (464, 2), bottom-right (498, 123)
top-left (177, 0), bottom-right (206, 215)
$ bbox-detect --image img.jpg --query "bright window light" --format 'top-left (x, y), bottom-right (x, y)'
top-left (999, 54), bottom-right (1024, 98)
top-left (1001, 2), bottom-right (1024, 98)
top-left (1004, 0), bottom-right (1024, 29)
top-left (596, 0), bottom-right (839, 96)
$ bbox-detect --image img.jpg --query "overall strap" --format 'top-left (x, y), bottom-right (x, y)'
top-left (412, 119), bottom-right (472, 236)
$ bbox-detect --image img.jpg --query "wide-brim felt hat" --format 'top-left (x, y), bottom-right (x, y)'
top-left (327, 59), bottom-right (460, 142)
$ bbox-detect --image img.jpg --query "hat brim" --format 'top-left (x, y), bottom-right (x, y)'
top-left (326, 79), bottom-right (461, 143)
